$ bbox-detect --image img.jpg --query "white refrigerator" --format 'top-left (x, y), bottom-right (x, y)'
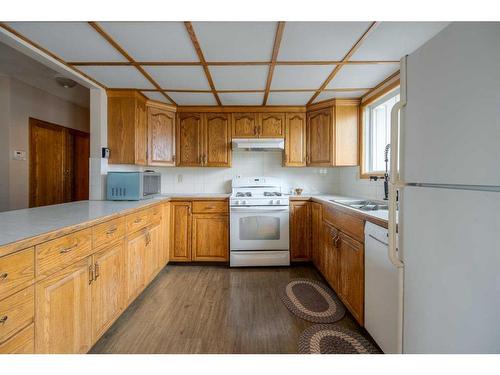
top-left (389, 22), bottom-right (500, 353)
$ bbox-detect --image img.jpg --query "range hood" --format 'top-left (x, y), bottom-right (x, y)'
top-left (232, 138), bottom-right (285, 151)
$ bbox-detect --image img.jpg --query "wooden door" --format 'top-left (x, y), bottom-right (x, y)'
top-left (147, 106), bottom-right (176, 166)
top-left (204, 113), bottom-right (231, 167)
top-left (71, 131), bottom-right (90, 201)
top-left (290, 201), bottom-right (311, 261)
top-left (91, 241), bottom-right (125, 343)
top-left (125, 229), bottom-right (147, 302)
top-left (170, 202), bottom-right (192, 261)
top-left (335, 104), bottom-right (359, 166)
top-left (177, 113), bottom-right (203, 166)
top-left (134, 98), bottom-right (148, 165)
top-left (232, 113), bottom-right (258, 138)
top-left (192, 214), bottom-right (229, 261)
top-left (322, 222), bottom-right (341, 293)
top-left (284, 113), bottom-right (306, 166)
top-left (339, 232), bottom-right (364, 324)
top-left (144, 222), bottom-right (161, 282)
top-left (307, 108), bottom-right (334, 166)
top-left (35, 257), bottom-right (92, 354)
top-left (259, 113), bottom-right (284, 138)
top-left (310, 202), bottom-right (323, 269)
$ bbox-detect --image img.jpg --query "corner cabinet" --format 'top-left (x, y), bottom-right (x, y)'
top-left (147, 103), bottom-right (176, 166)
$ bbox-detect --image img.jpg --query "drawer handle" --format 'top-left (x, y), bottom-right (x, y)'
top-left (134, 218), bottom-right (142, 224)
top-left (0, 272), bottom-right (8, 281)
top-left (333, 235), bottom-right (340, 248)
top-left (0, 315), bottom-right (7, 325)
top-left (106, 227), bottom-right (117, 235)
top-left (205, 206), bottom-right (216, 210)
top-left (60, 244), bottom-right (78, 254)
top-left (94, 262), bottom-right (100, 280)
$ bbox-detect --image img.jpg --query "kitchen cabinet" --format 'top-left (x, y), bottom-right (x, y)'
top-left (147, 103), bottom-right (176, 166)
top-left (322, 222), bottom-right (341, 292)
top-left (35, 257), bottom-right (93, 354)
top-left (177, 113), bottom-right (203, 167)
top-left (307, 107), bottom-right (334, 166)
top-left (144, 221), bottom-right (162, 282)
top-left (232, 113), bottom-right (258, 138)
top-left (284, 113), bottom-right (307, 167)
top-left (192, 214), bottom-right (229, 261)
top-left (310, 202), bottom-right (323, 268)
top-left (259, 113), bottom-right (285, 138)
top-left (125, 229), bottom-right (148, 302)
top-left (334, 103), bottom-right (359, 166)
top-left (170, 201), bottom-right (192, 261)
top-left (290, 201), bottom-right (311, 261)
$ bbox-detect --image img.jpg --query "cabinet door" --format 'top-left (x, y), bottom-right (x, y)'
top-left (135, 98), bottom-right (148, 165)
top-left (170, 202), bottom-right (192, 261)
top-left (259, 113), bottom-right (285, 138)
top-left (177, 113), bottom-right (203, 166)
top-left (147, 106), bottom-right (176, 166)
top-left (310, 202), bottom-right (323, 268)
top-left (160, 202), bottom-right (171, 267)
top-left (232, 113), bottom-right (258, 138)
top-left (339, 232), bottom-right (364, 324)
top-left (91, 241), bottom-right (125, 343)
top-left (307, 108), bottom-right (334, 166)
top-left (35, 257), bottom-right (92, 354)
top-left (204, 113), bottom-right (231, 167)
top-left (125, 229), bottom-right (147, 302)
top-left (290, 201), bottom-right (311, 261)
top-left (284, 113), bottom-right (306, 166)
top-left (322, 222), bottom-right (341, 293)
top-left (144, 222), bottom-right (162, 282)
top-left (335, 104), bottom-right (359, 166)
top-left (192, 214), bottom-right (229, 261)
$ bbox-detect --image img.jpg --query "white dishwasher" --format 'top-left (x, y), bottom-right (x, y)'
top-left (364, 221), bottom-right (403, 354)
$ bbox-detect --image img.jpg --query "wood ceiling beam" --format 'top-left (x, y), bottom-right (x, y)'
top-left (88, 21), bottom-right (176, 105)
top-left (262, 22), bottom-right (285, 105)
top-left (307, 22), bottom-right (380, 106)
top-left (184, 22), bottom-right (222, 106)
top-left (128, 88), bottom-right (372, 94)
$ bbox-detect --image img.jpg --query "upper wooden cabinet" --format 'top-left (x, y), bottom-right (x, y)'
top-left (307, 107), bottom-right (334, 167)
top-left (177, 113), bottom-right (231, 167)
top-left (232, 113), bottom-right (257, 138)
top-left (147, 103), bottom-right (176, 166)
top-left (284, 113), bottom-right (307, 167)
top-left (334, 103), bottom-right (359, 166)
top-left (232, 112), bottom-right (285, 138)
top-left (259, 113), bottom-right (285, 138)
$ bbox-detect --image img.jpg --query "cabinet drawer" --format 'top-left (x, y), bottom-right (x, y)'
top-left (0, 248), bottom-right (34, 300)
top-left (323, 204), bottom-right (364, 242)
top-left (0, 286), bottom-right (34, 344)
top-left (0, 323), bottom-right (34, 354)
top-left (93, 217), bottom-right (126, 250)
top-left (36, 229), bottom-right (92, 279)
top-left (150, 204), bottom-right (163, 222)
top-left (126, 209), bottom-right (151, 233)
top-left (192, 200), bottom-right (228, 214)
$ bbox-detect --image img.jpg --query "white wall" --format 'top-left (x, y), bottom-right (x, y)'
top-left (337, 166), bottom-right (386, 200)
top-left (0, 76), bottom-right (90, 211)
top-left (0, 76), bottom-right (10, 211)
top-left (109, 151), bottom-right (341, 195)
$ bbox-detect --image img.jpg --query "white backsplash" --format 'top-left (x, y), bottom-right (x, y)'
top-left (108, 151), bottom-right (340, 195)
top-left (337, 166), bottom-right (386, 201)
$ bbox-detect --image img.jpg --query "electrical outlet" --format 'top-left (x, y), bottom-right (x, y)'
top-left (177, 174), bottom-right (183, 183)
top-left (12, 150), bottom-right (26, 161)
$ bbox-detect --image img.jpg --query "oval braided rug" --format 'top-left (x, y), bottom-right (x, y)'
top-left (299, 324), bottom-right (381, 354)
top-left (279, 279), bottom-right (345, 323)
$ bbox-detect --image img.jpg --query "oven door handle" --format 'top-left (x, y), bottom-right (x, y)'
top-left (230, 207), bottom-right (289, 213)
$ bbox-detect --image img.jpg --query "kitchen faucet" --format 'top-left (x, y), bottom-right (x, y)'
top-left (369, 143), bottom-right (390, 200)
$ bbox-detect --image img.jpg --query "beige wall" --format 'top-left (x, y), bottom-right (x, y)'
top-left (0, 76), bottom-right (89, 211)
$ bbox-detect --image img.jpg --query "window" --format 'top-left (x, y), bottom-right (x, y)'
top-left (362, 88), bottom-right (400, 175)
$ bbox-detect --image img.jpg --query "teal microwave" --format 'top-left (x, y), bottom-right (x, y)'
top-left (106, 171), bottom-right (161, 200)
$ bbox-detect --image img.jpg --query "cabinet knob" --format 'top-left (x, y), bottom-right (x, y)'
top-left (0, 272), bottom-right (8, 281)
top-left (0, 315), bottom-right (8, 325)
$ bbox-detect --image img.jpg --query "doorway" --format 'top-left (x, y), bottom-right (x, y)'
top-left (29, 118), bottom-right (90, 208)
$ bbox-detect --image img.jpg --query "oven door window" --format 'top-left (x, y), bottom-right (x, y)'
top-left (239, 216), bottom-right (280, 240)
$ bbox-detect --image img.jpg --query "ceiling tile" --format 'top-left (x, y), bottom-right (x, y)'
top-left (78, 66), bottom-right (154, 88)
top-left (209, 66), bottom-right (268, 90)
top-left (99, 22), bottom-right (199, 62)
top-left (314, 90), bottom-right (368, 102)
top-left (326, 64), bottom-right (399, 89)
top-left (271, 65), bottom-right (333, 90)
top-left (141, 91), bottom-right (172, 104)
top-left (167, 92), bottom-right (217, 105)
top-left (219, 93), bottom-right (264, 105)
top-left (351, 22), bottom-right (449, 61)
top-left (143, 66), bottom-right (210, 90)
top-left (267, 92), bottom-right (314, 105)
top-left (278, 22), bottom-right (372, 61)
top-left (6, 22), bottom-right (127, 62)
top-left (192, 22), bottom-right (276, 61)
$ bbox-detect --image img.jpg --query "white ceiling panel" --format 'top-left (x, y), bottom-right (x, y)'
top-left (141, 91), bottom-right (172, 104)
top-left (314, 90), bottom-right (368, 102)
top-left (143, 66), bottom-right (210, 90)
top-left (167, 92), bottom-right (217, 105)
top-left (6, 22), bottom-right (126, 62)
top-left (327, 64), bottom-right (399, 89)
top-left (267, 92), bottom-right (314, 105)
top-left (219, 93), bottom-right (263, 105)
top-left (271, 65), bottom-right (333, 90)
top-left (209, 66), bottom-right (268, 90)
top-left (99, 22), bottom-right (199, 62)
top-left (351, 22), bottom-right (449, 61)
top-left (278, 22), bottom-right (372, 61)
top-left (192, 22), bottom-right (276, 61)
top-left (78, 66), bottom-right (154, 88)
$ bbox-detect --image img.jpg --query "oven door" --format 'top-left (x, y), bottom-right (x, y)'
top-left (230, 206), bottom-right (289, 251)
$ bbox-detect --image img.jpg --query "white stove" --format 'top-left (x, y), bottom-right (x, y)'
top-left (229, 176), bottom-right (290, 267)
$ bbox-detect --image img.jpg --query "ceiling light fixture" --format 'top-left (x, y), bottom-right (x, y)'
top-left (55, 76), bottom-right (77, 89)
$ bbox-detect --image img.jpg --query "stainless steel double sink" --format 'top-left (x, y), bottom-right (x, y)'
top-left (330, 198), bottom-right (389, 211)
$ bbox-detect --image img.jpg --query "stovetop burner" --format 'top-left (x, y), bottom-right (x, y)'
top-left (263, 192), bottom-right (282, 196)
top-left (236, 192), bottom-right (252, 197)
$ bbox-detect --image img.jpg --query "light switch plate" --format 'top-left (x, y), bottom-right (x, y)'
top-left (13, 150), bottom-right (26, 160)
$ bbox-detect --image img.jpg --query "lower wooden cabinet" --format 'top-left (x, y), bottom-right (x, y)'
top-left (144, 221), bottom-right (162, 281)
top-left (192, 214), bottom-right (229, 261)
top-left (170, 201), bottom-right (192, 261)
top-left (310, 202), bottom-right (322, 268)
top-left (0, 323), bottom-right (34, 354)
top-left (322, 222), bottom-right (341, 292)
top-left (290, 201), bottom-right (311, 261)
top-left (125, 229), bottom-right (148, 302)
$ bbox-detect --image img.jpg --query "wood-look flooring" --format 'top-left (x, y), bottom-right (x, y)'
top-left (90, 264), bottom-right (372, 354)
